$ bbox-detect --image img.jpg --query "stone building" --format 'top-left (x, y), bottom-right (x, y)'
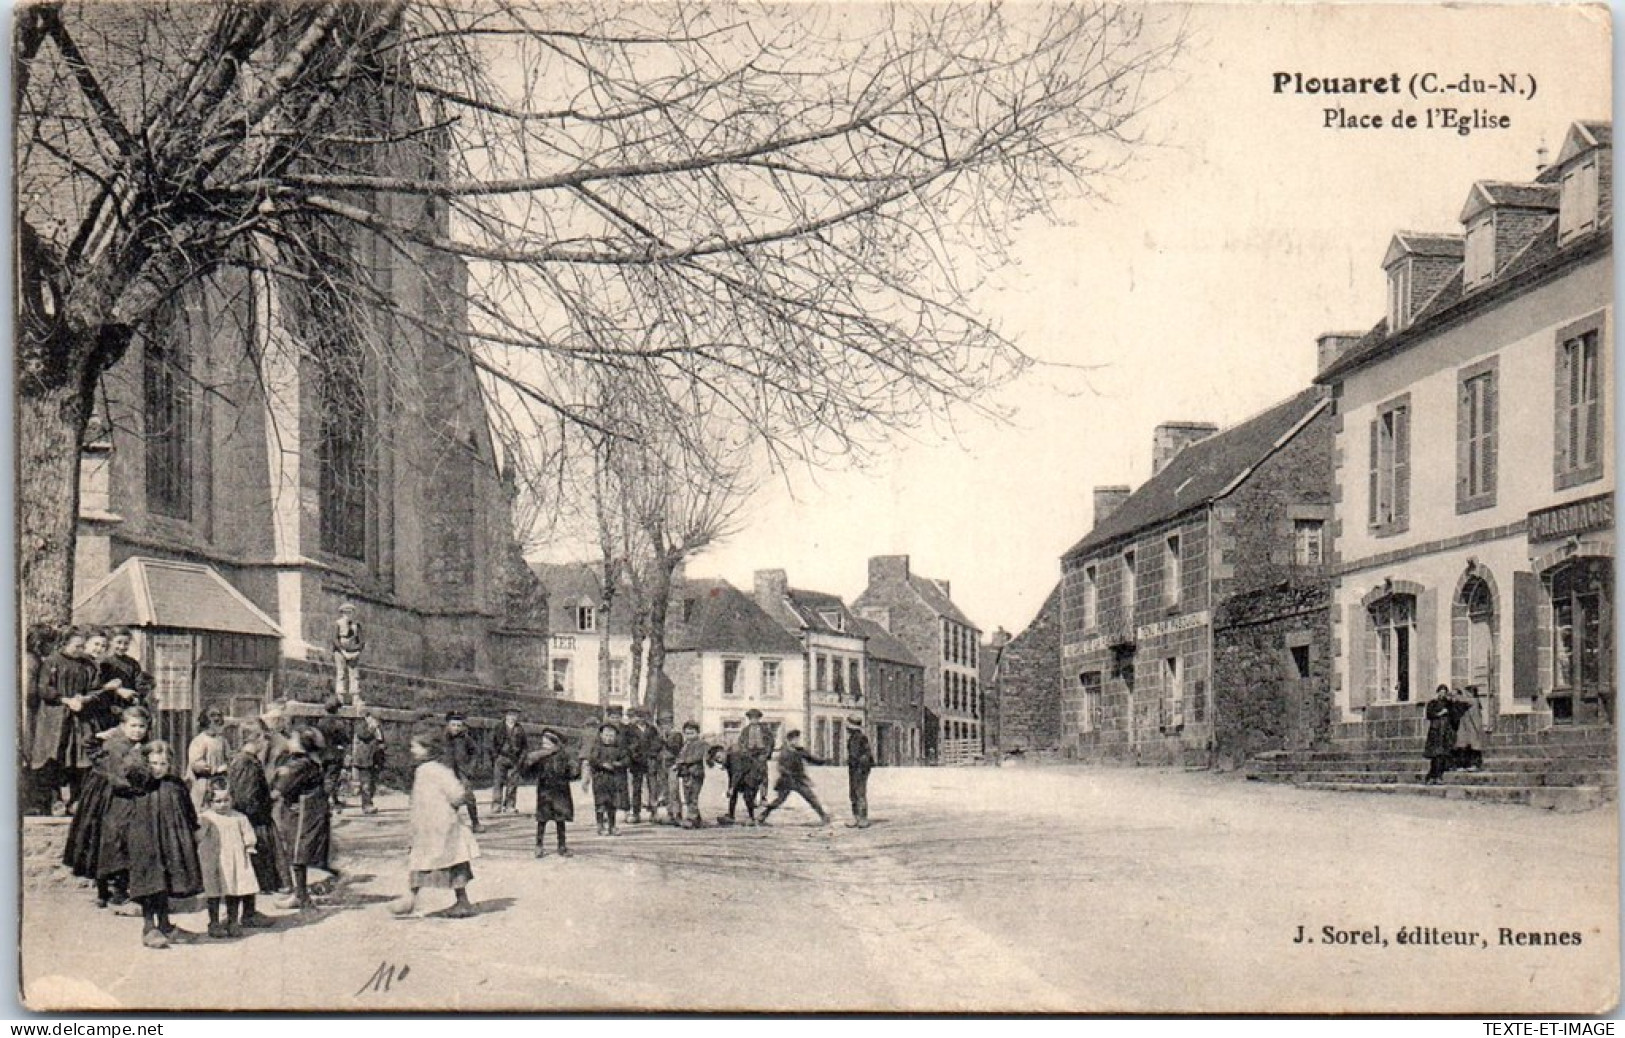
top-left (1315, 120), bottom-right (1613, 756)
top-left (664, 579), bottom-right (807, 741)
top-left (1057, 390), bottom-right (1334, 765)
top-left (990, 587), bottom-right (1063, 756)
top-left (853, 555), bottom-right (983, 763)
top-left (852, 617), bottom-right (923, 765)
top-left (530, 562), bottom-right (642, 706)
top-left (69, 57), bottom-right (561, 749)
top-left (752, 571), bottom-right (867, 763)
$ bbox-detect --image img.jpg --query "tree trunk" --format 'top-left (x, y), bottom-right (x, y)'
top-left (644, 552), bottom-right (678, 723)
top-left (596, 571), bottom-right (617, 711)
top-left (17, 378), bottom-right (92, 629)
top-left (627, 608), bottom-right (647, 711)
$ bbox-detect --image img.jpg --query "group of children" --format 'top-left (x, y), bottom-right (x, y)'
top-left (59, 698), bottom-right (343, 949)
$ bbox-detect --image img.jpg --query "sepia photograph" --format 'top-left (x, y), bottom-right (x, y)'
top-left (11, 0), bottom-right (1618, 1015)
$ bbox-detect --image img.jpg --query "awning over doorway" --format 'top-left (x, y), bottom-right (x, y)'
top-left (74, 557), bottom-right (283, 638)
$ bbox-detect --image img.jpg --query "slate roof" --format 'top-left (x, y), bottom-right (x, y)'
top-left (668, 579), bottom-right (803, 655)
top-left (1062, 387), bottom-right (1330, 561)
top-left (1390, 231), bottom-right (1465, 259)
top-left (1319, 120), bottom-right (1611, 384)
top-left (851, 617), bottom-right (922, 669)
top-left (530, 561), bottom-right (637, 636)
top-left (75, 557), bottom-right (282, 637)
top-left (907, 574), bottom-right (977, 630)
top-left (784, 588), bottom-right (860, 637)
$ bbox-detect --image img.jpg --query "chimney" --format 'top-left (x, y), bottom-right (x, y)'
top-left (990, 627), bottom-right (1013, 650)
top-left (753, 568), bottom-right (787, 611)
top-left (1152, 422), bottom-right (1217, 474)
top-left (867, 555), bottom-right (910, 588)
top-left (1093, 485), bottom-right (1131, 526)
top-left (1316, 331), bottom-right (1366, 373)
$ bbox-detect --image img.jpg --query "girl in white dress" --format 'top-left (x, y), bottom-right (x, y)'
top-left (196, 785), bottom-right (259, 938)
top-left (389, 726), bottom-right (479, 919)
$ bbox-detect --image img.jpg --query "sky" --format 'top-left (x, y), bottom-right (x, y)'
top-left (678, 4), bottom-right (1612, 636)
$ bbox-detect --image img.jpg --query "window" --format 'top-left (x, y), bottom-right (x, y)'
top-left (607, 659), bottom-right (626, 699)
top-left (969, 677), bottom-right (980, 719)
top-left (1457, 360), bottom-right (1498, 511)
top-left (722, 659), bottom-right (742, 697)
top-left (1165, 535), bottom-right (1181, 608)
top-left (1559, 156), bottom-right (1600, 243)
top-left (1122, 551), bottom-right (1137, 618)
top-left (1366, 595), bottom-right (1416, 703)
top-left (576, 604), bottom-right (596, 632)
top-left (722, 719), bottom-right (742, 742)
top-left (1289, 644), bottom-right (1312, 681)
top-left (761, 659), bottom-right (781, 699)
top-left (1078, 671), bottom-right (1102, 732)
top-left (143, 328), bottom-right (193, 521)
top-left (1551, 561), bottom-right (1610, 719)
top-left (1556, 320), bottom-right (1604, 489)
top-left (1083, 565), bottom-right (1098, 630)
top-left (318, 347), bottom-right (368, 560)
top-left (848, 659), bottom-right (862, 699)
top-left (1463, 216), bottom-right (1495, 289)
top-left (1368, 397), bottom-right (1410, 533)
top-left (550, 657), bottom-right (572, 697)
top-left (820, 610), bottom-right (845, 632)
top-left (1387, 260), bottom-right (1413, 331)
top-left (1294, 520), bottom-right (1325, 567)
top-left (1163, 656), bottom-right (1183, 730)
top-left (833, 658), bottom-right (846, 695)
top-left (815, 654), bottom-right (828, 691)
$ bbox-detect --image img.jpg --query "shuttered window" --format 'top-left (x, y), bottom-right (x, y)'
top-left (1457, 358), bottom-right (1498, 512)
top-left (1555, 316), bottom-right (1605, 490)
top-left (1369, 395), bottom-right (1411, 534)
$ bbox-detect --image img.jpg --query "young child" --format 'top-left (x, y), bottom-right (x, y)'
top-left (389, 726), bottom-right (479, 919)
top-left (87, 706), bottom-right (153, 912)
top-left (523, 728), bottom-right (580, 858)
top-left (586, 722), bottom-right (631, 836)
top-left (226, 731), bottom-right (282, 923)
top-left (271, 727), bottom-right (332, 910)
top-left (127, 740), bottom-right (204, 949)
top-left (674, 721), bottom-right (711, 829)
top-left (196, 785), bottom-right (259, 938)
top-left (757, 729), bottom-right (831, 826)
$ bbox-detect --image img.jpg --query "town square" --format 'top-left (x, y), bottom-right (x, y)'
top-left (11, 0), bottom-right (1618, 1017)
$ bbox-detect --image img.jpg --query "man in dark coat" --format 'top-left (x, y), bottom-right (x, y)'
top-left (758, 729), bottom-right (830, 825)
top-left (733, 708), bottom-right (774, 817)
top-left (490, 708), bottom-right (528, 815)
top-left (445, 712), bottom-right (484, 832)
top-left (316, 697), bottom-right (354, 812)
top-left (662, 723), bottom-right (686, 826)
top-left (624, 708), bottom-right (660, 823)
top-left (1423, 684), bottom-right (1456, 784)
top-left (843, 716), bottom-right (875, 828)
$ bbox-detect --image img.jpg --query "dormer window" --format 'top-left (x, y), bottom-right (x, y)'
top-left (819, 610), bottom-right (845, 632)
top-left (576, 604), bottom-right (596, 632)
top-left (1560, 156), bottom-right (1600, 243)
top-left (1386, 261), bottom-right (1413, 331)
top-left (1463, 216), bottom-right (1494, 289)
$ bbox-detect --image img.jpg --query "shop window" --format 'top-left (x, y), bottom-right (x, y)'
top-left (1550, 559), bottom-right (1612, 724)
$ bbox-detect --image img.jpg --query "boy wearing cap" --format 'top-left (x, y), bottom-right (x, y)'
top-left (444, 713), bottom-right (484, 833)
top-left (661, 723), bottom-right (686, 825)
top-left (524, 728), bottom-right (580, 857)
top-left (586, 722), bottom-right (631, 836)
top-left (673, 721), bottom-right (713, 828)
top-left (844, 716), bottom-right (874, 828)
top-left (624, 708), bottom-right (658, 823)
top-left (757, 729), bottom-right (830, 826)
top-left (351, 711), bottom-right (386, 814)
top-left (331, 602), bottom-right (365, 704)
top-left (490, 708), bottom-right (528, 815)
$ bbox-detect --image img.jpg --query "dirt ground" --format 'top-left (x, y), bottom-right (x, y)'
top-left (19, 765), bottom-right (1620, 1014)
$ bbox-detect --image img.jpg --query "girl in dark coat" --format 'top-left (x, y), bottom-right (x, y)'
top-left (524, 729), bottom-right (580, 857)
top-left (99, 628), bottom-right (155, 716)
top-left (30, 628), bottom-right (97, 813)
top-left (586, 724), bottom-right (631, 837)
top-left (69, 706), bottom-right (149, 905)
top-left (1423, 684), bottom-right (1457, 784)
top-left (127, 740), bottom-right (204, 949)
top-left (226, 732), bottom-right (283, 922)
top-left (271, 727), bottom-right (332, 910)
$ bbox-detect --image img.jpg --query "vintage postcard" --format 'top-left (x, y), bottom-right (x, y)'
top-left (12, 0), bottom-right (1617, 1015)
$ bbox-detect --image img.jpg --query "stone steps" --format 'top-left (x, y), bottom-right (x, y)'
top-left (1254, 768), bottom-right (1617, 788)
top-left (1290, 781), bottom-right (1612, 813)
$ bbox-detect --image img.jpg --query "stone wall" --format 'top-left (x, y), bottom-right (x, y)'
top-left (996, 584), bottom-right (1063, 751)
top-left (1212, 583), bottom-right (1332, 769)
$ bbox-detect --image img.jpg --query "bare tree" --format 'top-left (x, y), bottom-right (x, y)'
top-left (16, 0), bottom-right (1181, 626)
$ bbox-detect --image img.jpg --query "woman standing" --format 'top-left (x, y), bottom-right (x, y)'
top-left (1422, 684), bottom-right (1457, 784)
top-left (1452, 686), bottom-right (1487, 772)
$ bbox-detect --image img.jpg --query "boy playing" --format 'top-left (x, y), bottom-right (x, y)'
top-left (757, 729), bottom-right (830, 826)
